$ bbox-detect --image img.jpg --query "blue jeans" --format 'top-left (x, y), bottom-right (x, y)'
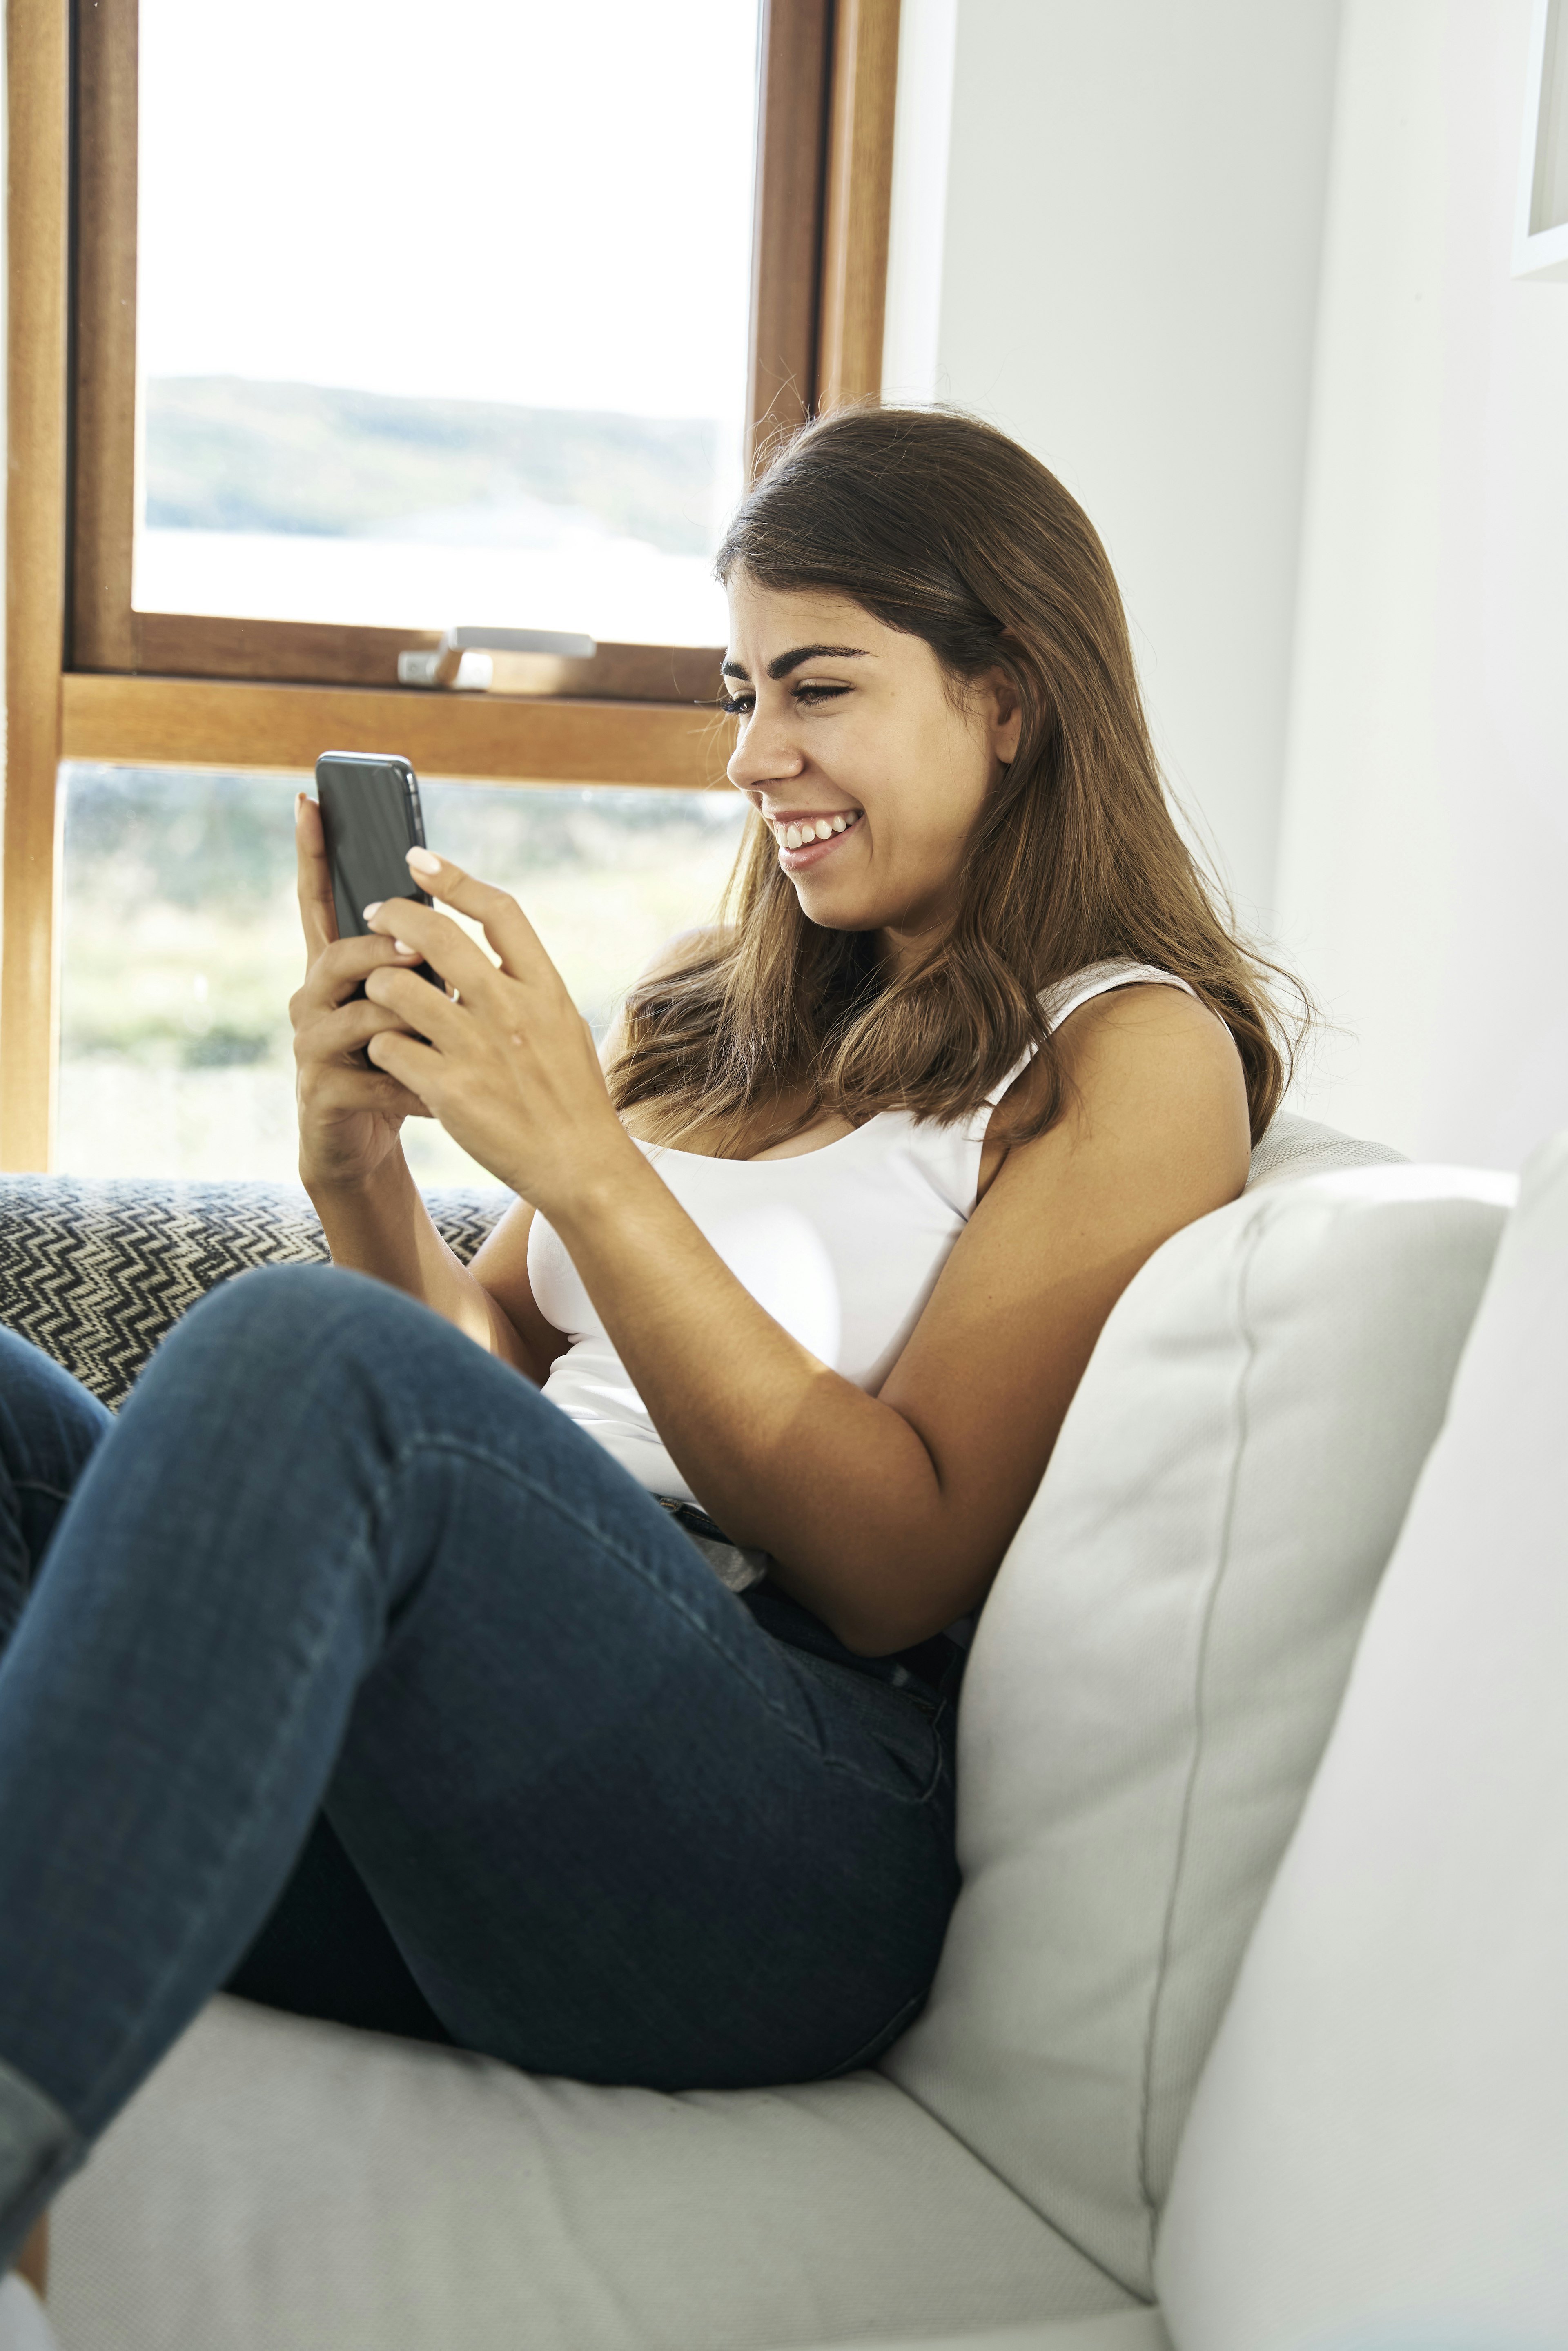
top-left (0, 1267), bottom-right (962, 2266)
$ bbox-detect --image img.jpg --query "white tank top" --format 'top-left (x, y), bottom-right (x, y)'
top-left (528, 960), bottom-right (1196, 1507)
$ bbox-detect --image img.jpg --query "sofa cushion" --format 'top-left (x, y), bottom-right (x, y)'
top-left (884, 1159), bottom-right (1514, 2297)
top-left (805, 2319), bottom-right (1172, 2351)
top-left (0, 1178), bottom-right (510, 1407)
top-left (49, 1995), bottom-right (1133, 2351)
top-left (1154, 1134), bottom-right (1568, 2351)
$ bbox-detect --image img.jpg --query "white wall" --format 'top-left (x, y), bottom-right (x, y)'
top-left (1275, 0), bottom-right (1568, 1165)
top-left (886, 0), bottom-right (1343, 927)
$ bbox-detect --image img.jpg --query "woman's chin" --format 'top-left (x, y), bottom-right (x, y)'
top-left (789, 878), bottom-right (884, 931)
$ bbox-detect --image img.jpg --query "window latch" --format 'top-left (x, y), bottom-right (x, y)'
top-left (398, 626), bottom-right (597, 689)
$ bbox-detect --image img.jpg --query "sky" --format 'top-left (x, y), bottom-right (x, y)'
top-left (137, 0), bottom-right (761, 423)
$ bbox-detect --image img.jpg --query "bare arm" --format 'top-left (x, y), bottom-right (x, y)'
top-left (364, 859), bottom-right (1249, 1655)
top-left (552, 987), bottom-right (1245, 1647)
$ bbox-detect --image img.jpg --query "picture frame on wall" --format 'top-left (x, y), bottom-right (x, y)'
top-left (1515, 0), bottom-right (1568, 279)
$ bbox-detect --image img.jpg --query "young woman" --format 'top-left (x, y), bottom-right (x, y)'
top-left (0, 406), bottom-right (1292, 2278)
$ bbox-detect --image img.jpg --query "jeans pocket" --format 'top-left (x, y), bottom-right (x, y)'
top-left (777, 1645), bottom-right (950, 1803)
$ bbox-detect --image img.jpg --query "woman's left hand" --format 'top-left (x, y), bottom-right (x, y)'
top-left (360, 851), bottom-right (638, 1210)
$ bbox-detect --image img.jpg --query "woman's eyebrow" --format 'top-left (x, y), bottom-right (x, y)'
top-left (720, 645), bottom-right (869, 683)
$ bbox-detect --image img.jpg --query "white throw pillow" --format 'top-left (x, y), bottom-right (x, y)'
top-left (884, 1155), bottom-right (1514, 2297)
top-left (1155, 1133), bottom-right (1568, 2350)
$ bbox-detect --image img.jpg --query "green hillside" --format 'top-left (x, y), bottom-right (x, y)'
top-left (144, 378), bottom-right (721, 555)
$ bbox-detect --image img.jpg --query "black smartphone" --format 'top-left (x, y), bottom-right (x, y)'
top-left (314, 750), bottom-right (443, 987)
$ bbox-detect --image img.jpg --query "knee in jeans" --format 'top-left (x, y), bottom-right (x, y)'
top-left (161, 1263), bottom-right (422, 1392)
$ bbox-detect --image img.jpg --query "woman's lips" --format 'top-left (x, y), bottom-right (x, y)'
top-left (770, 809), bottom-right (863, 869)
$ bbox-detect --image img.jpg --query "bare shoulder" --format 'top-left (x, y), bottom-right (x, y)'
top-left (995, 981), bottom-right (1252, 1212)
top-left (1059, 976), bottom-right (1247, 1081)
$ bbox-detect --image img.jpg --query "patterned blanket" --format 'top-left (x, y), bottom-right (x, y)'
top-left (0, 1178), bottom-right (512, 1407)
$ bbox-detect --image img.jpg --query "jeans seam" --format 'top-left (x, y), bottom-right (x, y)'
top-left (385, 1432), bottom-right (951, 1812)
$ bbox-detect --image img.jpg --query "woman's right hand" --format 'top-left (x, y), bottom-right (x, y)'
top-left (290, 792), bottom-right (432, 1190)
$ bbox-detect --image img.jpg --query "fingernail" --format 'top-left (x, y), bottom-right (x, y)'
top-left (394, 940), bottom-right (417, 956)
top-left (362, 901), bottom-right (383, 920)
top-left (406, 848), bottom-right (441, 875)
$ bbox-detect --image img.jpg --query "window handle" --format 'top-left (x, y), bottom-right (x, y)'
top-left (399, 626), bottom-right (598, 689)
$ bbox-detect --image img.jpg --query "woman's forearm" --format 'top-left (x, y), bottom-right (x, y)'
top-left (307, 1150), bottom-right (539, 1378)
top-left (546, 1143), bottom-right (958, 1651)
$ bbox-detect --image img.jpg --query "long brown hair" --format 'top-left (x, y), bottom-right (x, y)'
top-left (608, 405), bottom-right (1303, 1150)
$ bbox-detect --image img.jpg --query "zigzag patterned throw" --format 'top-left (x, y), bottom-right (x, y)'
top-left (0, 1178), bottom-right (512, 1407)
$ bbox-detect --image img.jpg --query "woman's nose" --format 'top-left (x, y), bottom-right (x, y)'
top-left (726, 704), bottom-right (806, 793)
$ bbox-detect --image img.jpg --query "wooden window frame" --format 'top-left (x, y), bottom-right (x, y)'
top-left (2, 0), bottom-right (901, 1168)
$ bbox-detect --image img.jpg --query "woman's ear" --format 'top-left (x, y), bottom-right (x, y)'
top-left (985, 668), bottom-right (1024, 767)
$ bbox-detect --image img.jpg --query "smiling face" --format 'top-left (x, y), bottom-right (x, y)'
top-left (722, 572), bottom-right (1022, 971)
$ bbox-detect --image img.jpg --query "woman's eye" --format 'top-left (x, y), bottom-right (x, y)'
top-left (717, 682), bottom-right (848, 717)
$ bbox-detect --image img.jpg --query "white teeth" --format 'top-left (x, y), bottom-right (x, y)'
top-left (774, 812), bottom-right (860, 851)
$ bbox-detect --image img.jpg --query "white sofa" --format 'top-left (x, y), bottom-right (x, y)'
top-left (7, 1114), bottom-right (1564, 2351)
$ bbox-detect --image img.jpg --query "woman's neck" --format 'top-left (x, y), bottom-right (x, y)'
top-left (874, 910), bottom-right (950, 984)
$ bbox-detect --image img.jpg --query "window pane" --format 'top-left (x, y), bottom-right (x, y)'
top-left (134, 0), bottom-right (760, 645)
top-left (58, 765), bottom-right (747, 1184)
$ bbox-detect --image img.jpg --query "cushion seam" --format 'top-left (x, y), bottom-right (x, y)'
top-left (1133, 1204), bottom-right (1267, 2240)
top-left (871, 2068), bottom-right (1148, 2304)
